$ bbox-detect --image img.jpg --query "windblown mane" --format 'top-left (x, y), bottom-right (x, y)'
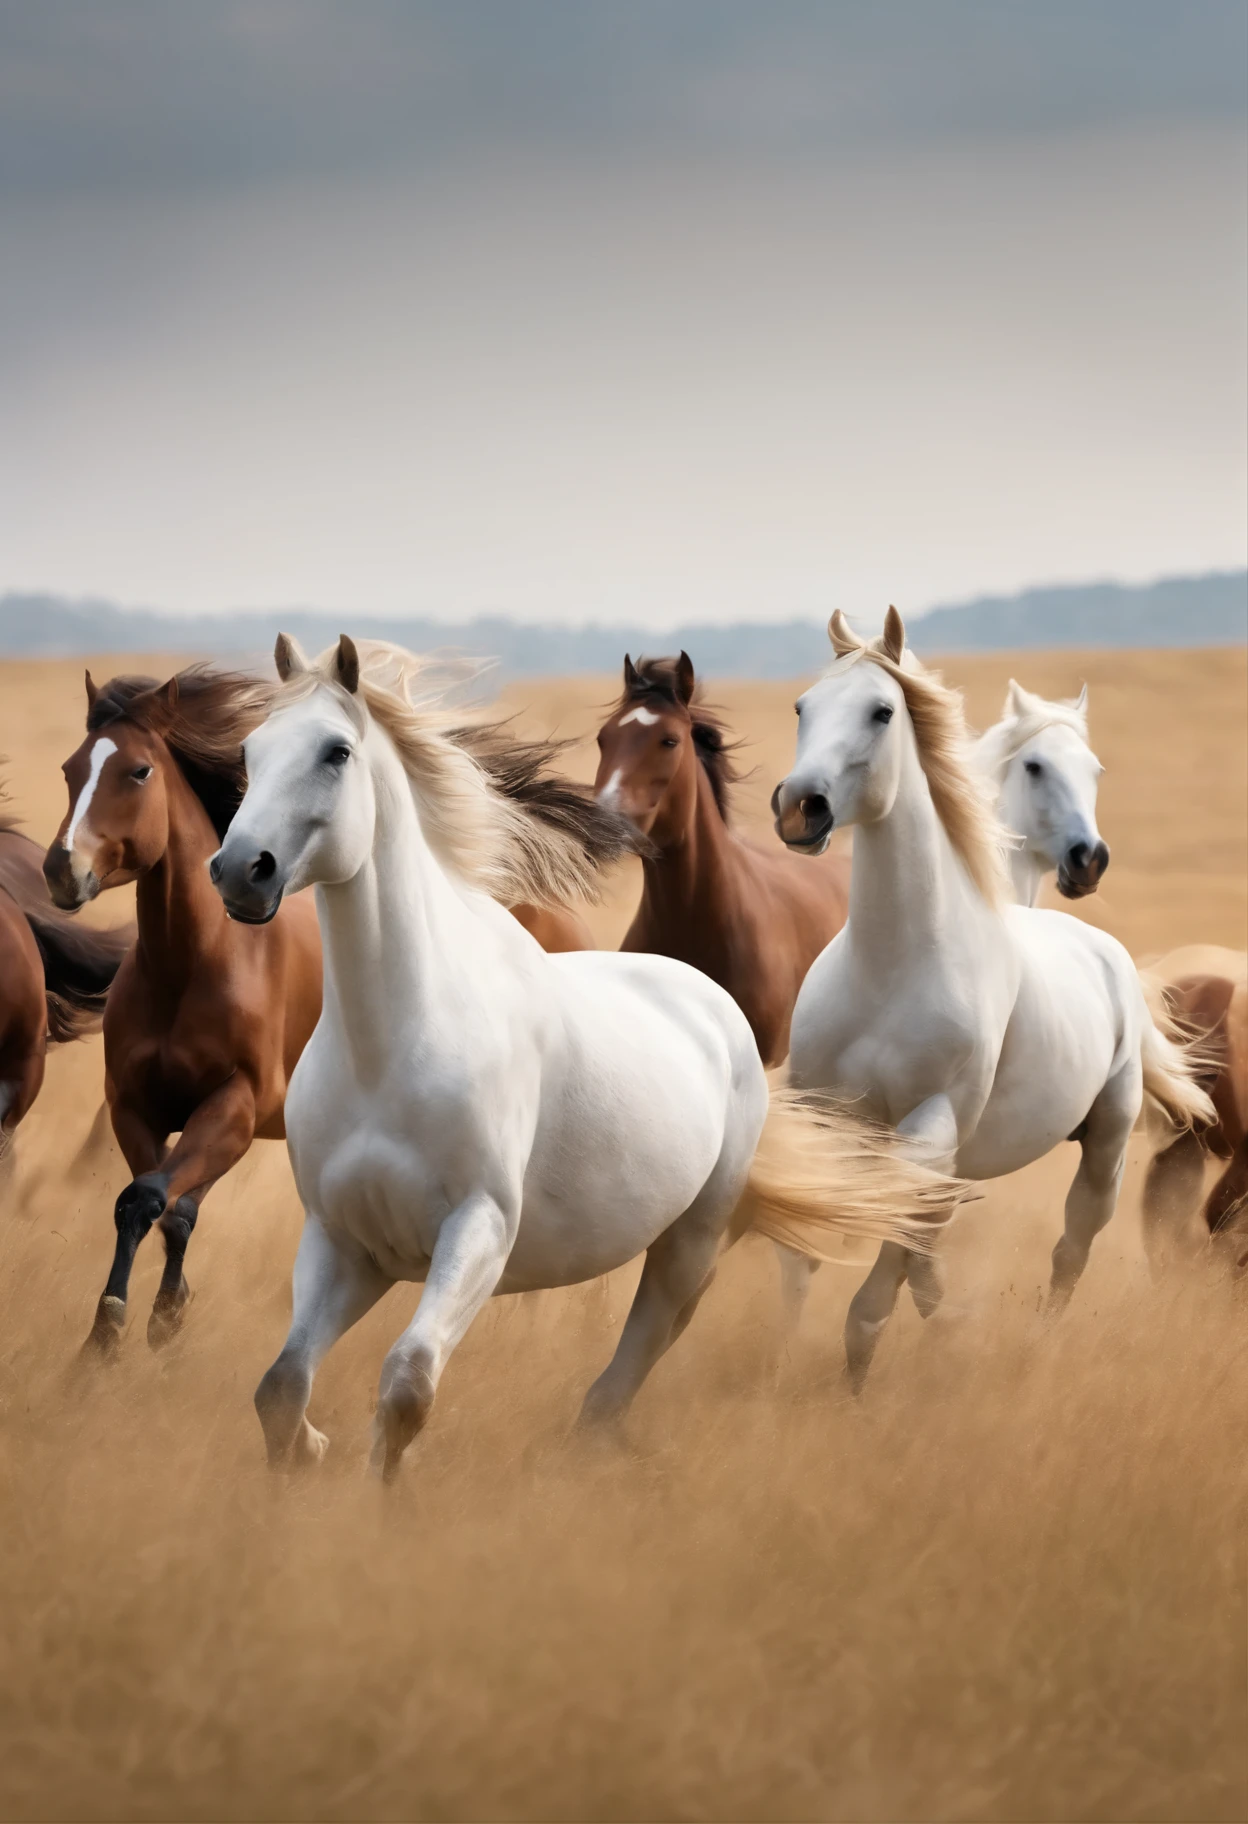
top-left (971, 688), bottom-right (1092, 787)
top-left (87, 666), bottom-right (275, 839)
top-left (826, 625), bottom-right (1011, 908)
top-left (622, 656), bottom-right (745, 821)
top-left (281, 640), bottom-right (635, 907)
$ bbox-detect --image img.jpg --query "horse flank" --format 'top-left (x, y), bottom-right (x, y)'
top-left (280, 639), bottom-right (634, 907)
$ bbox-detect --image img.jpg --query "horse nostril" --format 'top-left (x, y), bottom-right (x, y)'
top-left (249, 851), bottom-right (277, 884)
top-left (208, 853), bottom-right (224, 886)
top-left (1067, 842), bottom-right (1089, 872)
top-left (800, 794), bottom-right (831, 827)
top-left (1093, 841), bottom-right (1110, 877)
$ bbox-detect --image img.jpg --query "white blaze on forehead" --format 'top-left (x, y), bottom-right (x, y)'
top-left (618, 704), bottom-right (659, 727)
top-left (66, 737), bottom-right (117, 852)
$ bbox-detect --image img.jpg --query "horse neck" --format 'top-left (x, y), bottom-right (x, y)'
top-left (641, 752), bottom-right (739, 921)
top-left (1007, 844), bottom-right (1044, 906)
top-left (135, 755), bottom-right (228, 981)
top-left (314, 741), bottom-right (480, 1077)
top-left (848, 724), bottom-right (984, 967)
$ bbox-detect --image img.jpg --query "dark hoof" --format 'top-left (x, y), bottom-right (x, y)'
top-left (83, 1294), bottom-right (127, 1360)
top-left (147, 1280), bottom-right (192, 1351)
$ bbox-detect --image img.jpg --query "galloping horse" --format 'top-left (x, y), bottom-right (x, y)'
top-left (771, 609), bottom-right (1210, 1387)
top-left (972, 680), bottom-right (1109, 905)
top-left (595, 653), bottom-right (849, 1065)
top-left (210, 634), bottom-right (956, 1478)
top-left (44, 667), bottom-right (324, 1353)
top-left (1140, 945), bottom-right (1247, 1265)
top-left (0, 809), bottom-right (130, 1139)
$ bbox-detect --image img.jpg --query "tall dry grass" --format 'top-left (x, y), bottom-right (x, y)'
top-left (0, 648), bottom-right (1243, 1821)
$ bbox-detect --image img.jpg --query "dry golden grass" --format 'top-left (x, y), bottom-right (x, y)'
top-left (0, 647), bottom-right (1244, 1822)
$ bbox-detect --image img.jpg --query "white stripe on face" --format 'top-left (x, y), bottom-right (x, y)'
top-left (66, 737), bottom-right (117, 853)
top-left (618, 704), bottom-right (659, 727)
top-left (597, 767), bottom-right (624, 806)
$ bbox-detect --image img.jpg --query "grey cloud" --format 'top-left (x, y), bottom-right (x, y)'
top-left (1, 1), bottom-right (1245, 193)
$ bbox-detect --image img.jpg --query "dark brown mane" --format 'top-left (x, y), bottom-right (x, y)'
top-left (87, 665), bottom-right (275, 841)
top-left (450, 722), bottom-right (643, 871)
top-left (624, 656), bottom-right (745, 822)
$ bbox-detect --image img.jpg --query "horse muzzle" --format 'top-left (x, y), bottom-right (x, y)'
top-left (1057, 839), bottom-right (1110, 899)
top-left (770, 780), bottom-right (834, 853)
top-left (42, 842), bottom-right (97, 910)
top-left (208, 846), bottom-right (286, 925)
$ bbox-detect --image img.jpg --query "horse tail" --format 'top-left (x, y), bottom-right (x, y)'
top-left (735, 1082), bottom-right (966, 1263)
top-left (1137, 969), bottom-right (1217, 1140)
top-left (23, 908), bottom-right (132, 1043)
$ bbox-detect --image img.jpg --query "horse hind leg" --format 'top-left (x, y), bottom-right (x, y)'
top-left (775, 1243), bottom-right (819, 1338)
top-left (844, 1241), bottom-right (910, 1393)
top-left (578, 1193), bottom-right (729, 1430)
top-left (1048, 1067), bottom-right (1139, 1313)
top-left (1141, 1129), bottom-right (1208, 1278)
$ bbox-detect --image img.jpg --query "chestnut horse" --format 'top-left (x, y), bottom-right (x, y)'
top-left (1142, 945), bottom-right (1248, 1267)
top-left (0, 814), bottom-right (130, 1139)
top-left (45, 664), bottom-right (621, 1353)
top-left (594, 654), bottom-right (850, 1065)
top-left (45, 666), bottom-right (324, 1353)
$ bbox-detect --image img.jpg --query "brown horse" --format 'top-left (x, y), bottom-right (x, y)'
top-left (1142, 945), bottom-right (1248, 1267)
top-left (44, 666), bottom-right (324, 1353)
top-left (0, 815), bottom-right (130, 1138)
top-left (594, 653), bottom-right (850, 1065)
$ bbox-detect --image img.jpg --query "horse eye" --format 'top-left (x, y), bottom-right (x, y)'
top-left (660, 736), bottom-right (680, 749)
top-left (131, 765), bottom-right (152, 783)
top-left (1024, 759), bottom-right (1042, 778)
top-left (873, 705), bottom-right (894, 725)
top-left (324, 745), bottom-right (351, 767)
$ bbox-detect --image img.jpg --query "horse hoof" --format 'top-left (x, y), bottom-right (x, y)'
top-left (372, 1360), bottom-right (435, 1483)
top-left (293, 1422), bottom-right (329, 1469)
top-left (147, 1282), bottom-right (192, 1351)
top-left (83, 1295), bottom-right (126, 1359)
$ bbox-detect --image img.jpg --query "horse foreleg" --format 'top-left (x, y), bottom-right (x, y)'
top-left (141, 1074), bottom-right (259, 1349)
top-left (372, 1192), bottom-right (512, 1483)
top-left (255, 1217), bottom-right (392, 1469)
top-left (895, 1094), bottom-right (958, 1323)
top-left (1049, 1070), bottom-right (1137, 1312)
top-left (84, 1100), bottom-right (166, 1357)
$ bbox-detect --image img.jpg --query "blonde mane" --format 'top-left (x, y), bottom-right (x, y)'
top-left (278, 639), bottom-right (625, 908)
top-left (972, 685), bottom-right (1093, 788)
top-left (827, 611), bottom-right (1012, 909)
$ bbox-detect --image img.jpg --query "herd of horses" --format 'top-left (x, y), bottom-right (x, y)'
top-left (0, 612), bottom-right (1242, 1477)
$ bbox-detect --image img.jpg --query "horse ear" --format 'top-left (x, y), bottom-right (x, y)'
top-left (623, 653), bottom-right (639, 689)
top-left (1071, 683), bottom-right (1089, 718)
top-left (1005, 678), bottom-right (1025, 718)
top-left (675, 651), bottom-right (696, 705)
top-left (828, 610), bottom-right (863, 657)
top-left (879, 605), bottom-right (906, 665)
top-left (335, 634), bottom-right (360, 695)
top-left (84, 670), bottom-right (98, 709)
top-left (274, 631), bottom-right (309, 681)
top-left (158, 675), bottom-right (179, 712)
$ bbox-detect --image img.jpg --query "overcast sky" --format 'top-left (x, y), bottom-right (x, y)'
top-left (2, 2), bottom-right (1245, 627)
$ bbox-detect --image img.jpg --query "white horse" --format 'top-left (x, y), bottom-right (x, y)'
top-left (972, 679), bottom-right (1109, 906)
top-left (209, 634), bottom-right (955, 1478)
top-left (769, 608), bottom-right (1211, 1388)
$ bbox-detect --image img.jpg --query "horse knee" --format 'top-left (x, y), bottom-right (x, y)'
top-left (114, 1176), bottom-right (165, 1242)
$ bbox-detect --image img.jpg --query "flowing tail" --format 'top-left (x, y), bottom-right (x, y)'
top-left (1137, 969), bottom-right (1217, 1140)
top-left (24, 908), bottom-right (132, 1043)
top-left (736, 1083), bottom-right (967, 1264)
